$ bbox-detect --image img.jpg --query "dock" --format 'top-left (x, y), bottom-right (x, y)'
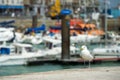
top-left (27, 55), bottom-right (120, 66)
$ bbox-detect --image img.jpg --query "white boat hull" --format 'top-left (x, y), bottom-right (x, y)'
top-left (0, 58), bottom-right (27, 66)
top-left (92, 46), bottom-right (120, 61)
top-left (93, 46), bottom-right (120, 54)
top-left (71, 35), bottom-right (101, 43)
top-left (0, 53), bottom-right (45, 66)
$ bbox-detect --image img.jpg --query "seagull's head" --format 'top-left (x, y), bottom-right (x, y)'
top-left (80, 45), bottom-right (87, 51)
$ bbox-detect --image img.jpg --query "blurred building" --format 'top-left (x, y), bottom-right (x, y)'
top-left (0, 0), bottom-right (24, 16)
top-left (23, 0), bottom-right (99, 17)
top-left (0, 0), bottom-right (100, 17)
top-left (99, 0), bottom-right (120, 9)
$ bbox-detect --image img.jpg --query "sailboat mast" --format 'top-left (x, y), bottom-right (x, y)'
top-left (83, 0), bottom-right (87, 22)
top-left (41, 0), bottom-right (46, 25)
top-left (105, 0), bottom-right (108, 46)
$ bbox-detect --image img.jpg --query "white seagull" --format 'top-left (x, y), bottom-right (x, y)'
top-left (80, 45), bottom-right (93, 68)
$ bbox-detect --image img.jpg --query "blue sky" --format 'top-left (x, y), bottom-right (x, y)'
top-left (99, 0), bottom-right (120, 8)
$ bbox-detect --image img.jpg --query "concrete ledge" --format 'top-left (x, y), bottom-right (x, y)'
top-left (1, 66), bottom-right (120, 80)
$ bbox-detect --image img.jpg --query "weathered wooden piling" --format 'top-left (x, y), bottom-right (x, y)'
top-left (32, 15), bottom-right (38, 27)
top-left (61, 15), bottom-right (71, 60)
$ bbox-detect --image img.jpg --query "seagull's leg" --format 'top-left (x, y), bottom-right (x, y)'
top-left (84, 60), bottom-right (86, 68)
top-left (88, 60), bottom-right (91, 68)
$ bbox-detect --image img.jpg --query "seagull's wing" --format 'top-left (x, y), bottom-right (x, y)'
top-left (81, 49), bottom-right (93, 61)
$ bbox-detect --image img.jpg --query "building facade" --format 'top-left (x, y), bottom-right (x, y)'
top-left (23, 0), bottom-right (99, 17)
top-left (0, 0), bottom-right (23, 5)
top-left (0, 0), bottom-right (24, 16)
top-left (0, 0), bottom-right (99, 17)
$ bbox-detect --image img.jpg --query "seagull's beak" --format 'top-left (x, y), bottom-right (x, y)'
top-left (80, 47), bottom-right (83, 50)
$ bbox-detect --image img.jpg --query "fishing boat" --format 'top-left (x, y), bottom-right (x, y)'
top-left (0, 43), bottom-right (46, 66)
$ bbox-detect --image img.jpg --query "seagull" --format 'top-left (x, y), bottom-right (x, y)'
top-left (80, 45), bottom-right (93, 68)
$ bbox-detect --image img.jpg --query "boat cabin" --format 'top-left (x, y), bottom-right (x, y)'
top-left (13, 43), bottom-right (36, 54)
top-left (0, 43), bottom-right (36, 55)
top-left (43, 38), bottom-right (61, 49)
top-left (0, 41), bottom-right (14, 55)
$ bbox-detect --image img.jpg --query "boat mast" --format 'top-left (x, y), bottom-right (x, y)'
top-left (83, 0), bottom-right (87, 22)
top-left (41, 0), bottom-right (46, 25)
top-left (105, 0), bottom-right (108, 46)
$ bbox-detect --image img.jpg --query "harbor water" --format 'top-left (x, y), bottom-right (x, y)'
top-left (0, 61), bottom-right (120, 76)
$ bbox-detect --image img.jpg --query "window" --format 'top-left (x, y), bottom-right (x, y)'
top-left (25, 47), bottom-right (36, 52)
top-left (116, 50), bottom-right (119, 53)
top-left (7, 0), bottom-right (9, 4)
top-left (112, 50), bottom-right (115, 53)
top-left (12, 0), bottom-right (14, 4)
top-left (106, 50), bottom-right (109, 53)
top-left (2, 0), bottom-right (4, 4)
top-left (17, 0), bottom-right (19, 4)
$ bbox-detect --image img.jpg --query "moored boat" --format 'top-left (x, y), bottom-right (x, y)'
top-left (0, 43), bottom-right (46, 66)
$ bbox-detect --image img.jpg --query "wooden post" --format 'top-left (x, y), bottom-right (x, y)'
top-left (61, 15), bottom-right (71, 60)
top-left (100, 15), bottom-right (105, 31)
top-left (32, 5), bottom-right (38, 27)
top-left (32, 15), bottom-right (37, 27)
